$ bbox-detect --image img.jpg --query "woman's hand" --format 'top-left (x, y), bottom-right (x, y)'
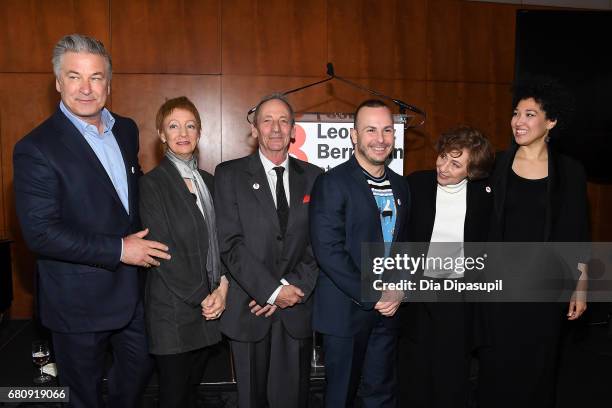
top-left (568, 264), bottom-right (587, 321)
top-left (201, 276), bottom-right (229, 320)
top-left (567, 294), bottom-right (587, 320)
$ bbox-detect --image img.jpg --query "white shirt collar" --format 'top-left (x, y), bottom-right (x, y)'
top-left (258, 150), bottom-right (289, 174)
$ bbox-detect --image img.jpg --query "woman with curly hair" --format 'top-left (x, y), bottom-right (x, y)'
top-left (477, 78), bottom-right (589, 408)
top-left (398, 126), bottom-right (494, 408)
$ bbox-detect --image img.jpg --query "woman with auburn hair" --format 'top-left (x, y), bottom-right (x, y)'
top-left (398, 126), bottom-right (494, 408)
top-left (139, 96), bottom-right (228, 408)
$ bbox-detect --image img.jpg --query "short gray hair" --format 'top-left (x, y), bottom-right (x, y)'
top-left (52, 34), bottom-right (112, 79)
top-left (252, 93), bottom-right (295, 126)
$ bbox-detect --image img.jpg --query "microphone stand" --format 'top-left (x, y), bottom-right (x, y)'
top-left (246, 74), bottom-right (334, 124)
top-left (324, 63), bottom-right (426, 129)
top-left (246, 63), bottom-right (426, 129)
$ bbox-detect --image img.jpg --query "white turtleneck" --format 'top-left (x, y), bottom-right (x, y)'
top-left (425, 178), bottom-right (468, 278)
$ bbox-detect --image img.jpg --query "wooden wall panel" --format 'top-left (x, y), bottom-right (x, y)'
top-left (425, 81), bottom-right (513, 150)
top-left (221, 75), bottom-right (331, 162)
top-left (327, 0), bottom-right (428, 80)
top-left (0, 74), bottom-right (58, 318)
top-left (0, 0), bottom-right (109, 73)
top-left (111, 0), bottom-right (220, 74)
top-left (111, 75), bottom-right (222, 174)
top-left (1, 0), bottom-right (611, 319)
top-left (427, 0), bottom-right (517, 83)
top-left (221, 0), bottom-right (327, 76)
top-left (587, 182), bottom-right (612, 241)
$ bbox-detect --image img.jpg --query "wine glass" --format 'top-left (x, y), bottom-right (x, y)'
top-left (32, 340), bottom-right (52, 384)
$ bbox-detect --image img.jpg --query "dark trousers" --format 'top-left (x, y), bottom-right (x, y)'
top-left (477, 302), bottom-right (565, 408)
top-left (230, 319), bottom-right (312, 408)
top-left (154, 348), bottom-right (210, 408)
top-left (322, 319), bottom-right (398, 408)
top-left (398, 302), bottom-right (471, 408)
top-left (51, 304), bottom-right (153, 408)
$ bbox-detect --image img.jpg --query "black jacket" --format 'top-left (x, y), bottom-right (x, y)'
top-left (139, 158), bottom-right (221, 355)
top-left (488, 144), bottom-right (589, 243)
top-left (406, 170), bottom-right (493, 244)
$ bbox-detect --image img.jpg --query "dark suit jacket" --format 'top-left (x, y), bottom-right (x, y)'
top-left (214, 153), bottom-right (322, 342)
top-left (139, 158), bottom-right (222, 355)
top-left (309, 155), bottom-right (410, 337)
top-left (13, 109), bottom-right (142, 333)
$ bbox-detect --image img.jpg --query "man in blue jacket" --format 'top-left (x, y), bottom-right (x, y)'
top-left (310, 99), bottom-right (410, 407)
top-left (13, 34), bottom-right (169, 408)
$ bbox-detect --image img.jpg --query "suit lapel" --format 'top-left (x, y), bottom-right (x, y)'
top-left (247, 153), bottom-right (281, 233)
top-left (53, 110), bottom-right (126, 214)
top-left (160, 158), bottom-right (208, 237)
top-left (112, 119), bottom-right (136, 218)
top-left (287, 158), bottom-right (305, 231)
top-left (348, 157), bottom-right (380, 215)
top-left (545, 146), bottom-right (560, 242)
top-left (491, 145), bottom-right (517, 239)
top-left (424, 171), bottom-right (437, 243)
top-left (388, 171), bottom-right (408, 242)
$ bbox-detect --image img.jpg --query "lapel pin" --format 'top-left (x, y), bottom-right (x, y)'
top-left (397, 198), bottom-right (401, 206)
top-left (486, 186), bottom-right (491, 193)
top-left (131, 166), bottom-right (135, 174)
top-left (253, 183), bottom-right (260, 190)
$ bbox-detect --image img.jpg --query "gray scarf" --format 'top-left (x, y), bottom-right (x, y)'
top-left (165, 149), bottom-right (221, 291)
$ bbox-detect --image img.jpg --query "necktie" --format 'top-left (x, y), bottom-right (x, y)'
top-left (273, 166), bottom-right (289, 235)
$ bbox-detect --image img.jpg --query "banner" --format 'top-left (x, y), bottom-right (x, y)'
top-left (290, 113), bottom-right (406, 175)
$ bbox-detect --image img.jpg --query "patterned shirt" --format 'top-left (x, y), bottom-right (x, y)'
top-left (363, 169), bottom-right (396, 245)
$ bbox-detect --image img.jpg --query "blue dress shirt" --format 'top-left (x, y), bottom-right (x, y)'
top-left (59, 101), bottom-right (130, 214)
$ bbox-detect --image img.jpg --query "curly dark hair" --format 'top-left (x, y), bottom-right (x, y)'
top-left (512, 76), bottom-right (575, 136)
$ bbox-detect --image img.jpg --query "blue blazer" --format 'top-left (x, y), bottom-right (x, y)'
top-left (13, 109), bottom-right (143, 333)
top-left (309, 155), bottom-right (410, 336)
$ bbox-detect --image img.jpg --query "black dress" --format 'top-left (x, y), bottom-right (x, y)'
top-left (478, 145), bottom-right (589, 408)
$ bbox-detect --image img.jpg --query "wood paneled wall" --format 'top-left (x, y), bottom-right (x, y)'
top-left (1, 0), bottom-right (610, 318)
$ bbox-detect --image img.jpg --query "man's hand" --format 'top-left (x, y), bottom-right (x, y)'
top-left (121, 228), bottom-right (170, 267)
top-left (274, 285), bottom-right (304, 309)
top-left (249, 300), bottom-right (277, 317)
top-left (374, 290), bottom-right (404, 317)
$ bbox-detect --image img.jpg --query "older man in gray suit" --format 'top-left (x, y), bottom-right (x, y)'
top-left (214, 94), bottom-right (321, 408)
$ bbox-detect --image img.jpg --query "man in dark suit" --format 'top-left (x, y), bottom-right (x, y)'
top-left (309, 99), bottom-right (410, 408)
top-left (13, 34), bottom-right (170, 408)
top-left (214, 94), bottom-right (322, 408)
